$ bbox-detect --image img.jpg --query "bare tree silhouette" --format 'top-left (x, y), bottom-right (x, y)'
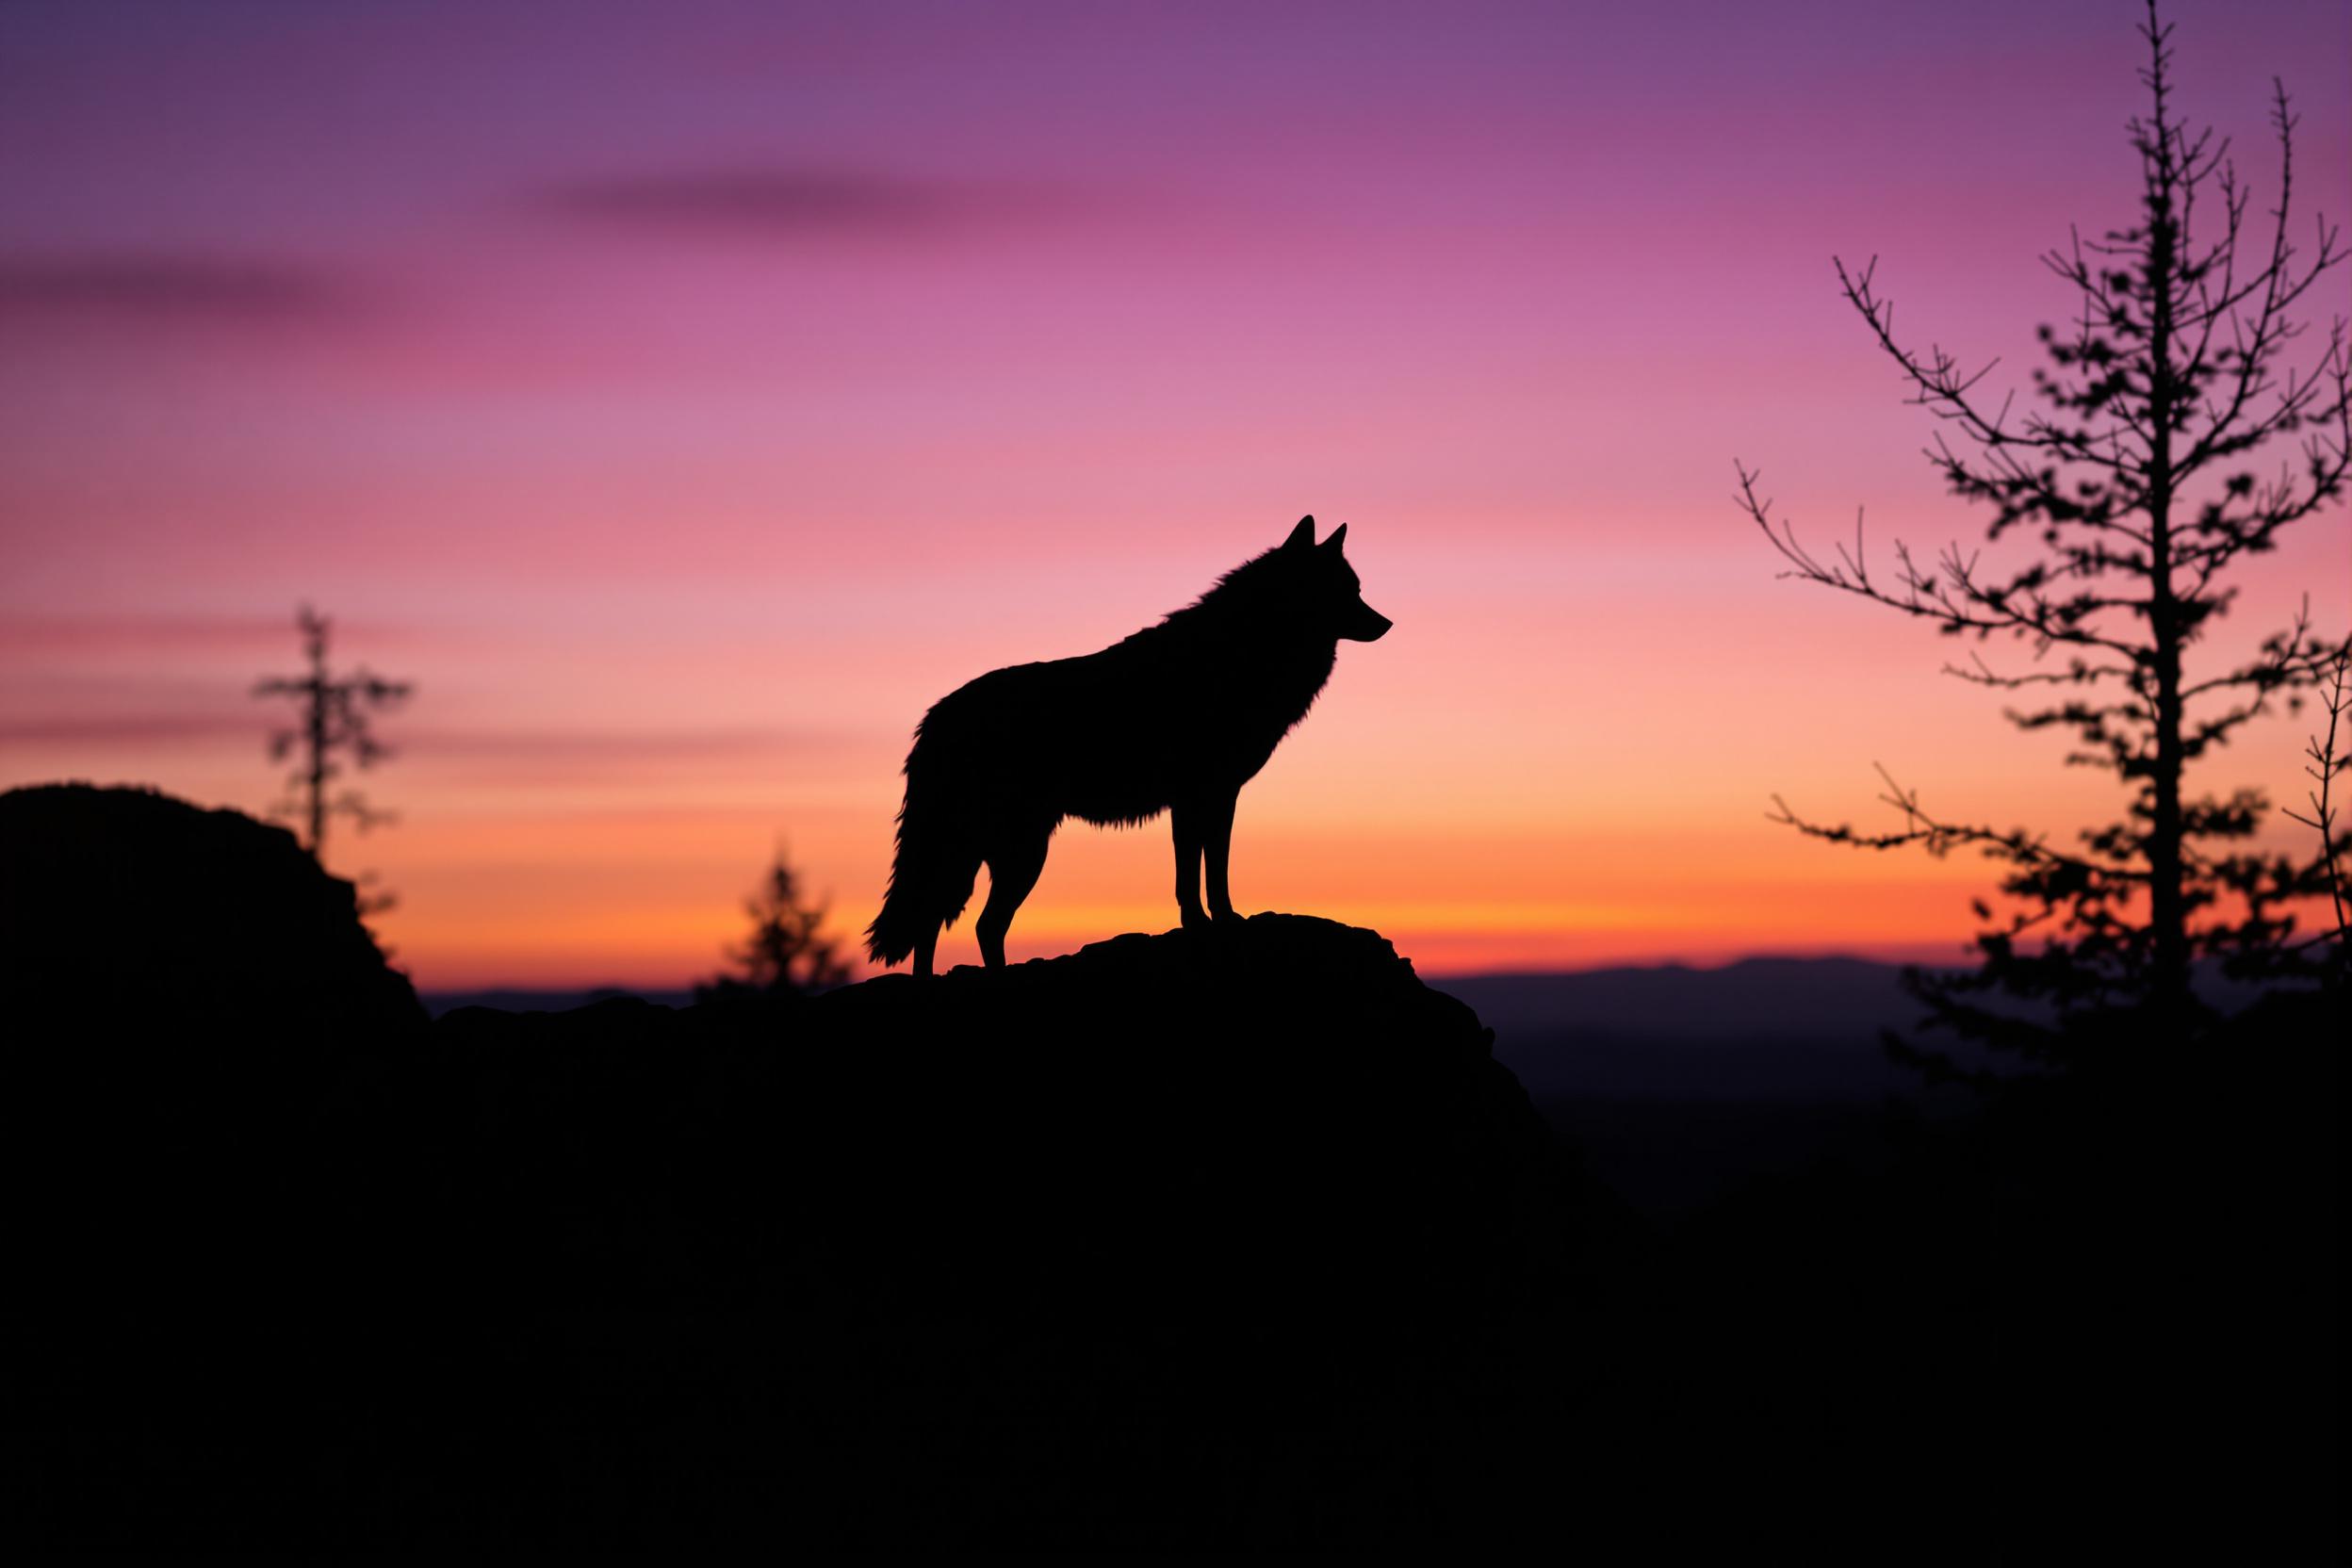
top-left (1737, 0), bottom-right (2349, 1069)
top-left (701, 843), bottom-right (854, 998)
top-left (253, 605), bottom-right (413, 865)
top-left (2283, 646), bottom-right (2350, 969)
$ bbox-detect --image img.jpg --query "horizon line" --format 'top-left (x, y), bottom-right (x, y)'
top-left (412, 943), bottom-right (1975, 997)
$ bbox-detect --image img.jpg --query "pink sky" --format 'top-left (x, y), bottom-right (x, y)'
top-left (3, 0), bottom-right (2346, 987)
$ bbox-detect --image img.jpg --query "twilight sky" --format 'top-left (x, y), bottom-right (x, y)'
top-left (3, 0), bottom-right (2346, 987)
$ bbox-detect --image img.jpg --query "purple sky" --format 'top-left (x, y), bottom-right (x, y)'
top-left (3, 0), bottom-right (2346, 984)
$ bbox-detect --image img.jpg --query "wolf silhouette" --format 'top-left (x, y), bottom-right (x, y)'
top-left (867, 515), bottom-right (1391, 975)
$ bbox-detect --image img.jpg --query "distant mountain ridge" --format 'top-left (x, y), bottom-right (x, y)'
top-left (416, 954), bottom-right (2298, 1222)
top-left (1442, 955), bottom-right (1917, 1044)
top-left (1442, 953), bottom-right (2287, 1101)
top-left (424, 955), bottom-right (1932, 1099)
top-left (420, 985), bottom-right (699, 1017)
top-left (420, 955), bottom-right (1916, 1032)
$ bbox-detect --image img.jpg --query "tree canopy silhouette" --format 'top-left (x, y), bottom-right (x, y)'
top-left (1736, 0), bottom-right (2349, 1071)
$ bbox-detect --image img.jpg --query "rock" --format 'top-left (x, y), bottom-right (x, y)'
top-left (7, 889), bottom-right (1597, 1551)
top-left (392, 915), bottom-right (1593, 1549)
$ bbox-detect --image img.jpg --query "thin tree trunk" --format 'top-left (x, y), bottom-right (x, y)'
top-left (2145, 155), bottom-right (2191, 1023)
top-left (307, 666), bottom-right (328, 859)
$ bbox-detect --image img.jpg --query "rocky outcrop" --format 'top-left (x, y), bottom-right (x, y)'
top-left (395, 914), bottom-right (1590, 1549)
top-left (0, 781), bottom-right (424, 1051)
top-left (0, 799), bottom-right (1592, 1552)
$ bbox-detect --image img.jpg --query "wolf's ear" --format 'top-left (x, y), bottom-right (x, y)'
top-left (1319, 522), bottom-right (1348, 552)
top-left (1282, 515), bottom-right (1315, 551)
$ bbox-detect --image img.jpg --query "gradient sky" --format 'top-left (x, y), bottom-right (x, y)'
top-left (3, 0), bottom-right (2346, 987)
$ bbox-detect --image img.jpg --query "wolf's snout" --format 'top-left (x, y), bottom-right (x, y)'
top-left (1348, 603), bottom-right (1393, 642)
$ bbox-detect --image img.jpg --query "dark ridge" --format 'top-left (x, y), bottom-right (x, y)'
top-left (3, 790), bottom-right (2333, 1555)
top-left (0, 820), bottom-right (1609, 1550)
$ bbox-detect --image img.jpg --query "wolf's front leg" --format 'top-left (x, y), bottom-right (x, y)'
top-left (1201, 791), bottom-right (1240, 923)
top-left (1170, 802), bottom-right (1209, 929)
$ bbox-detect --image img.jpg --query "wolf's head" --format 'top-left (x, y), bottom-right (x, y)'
top-left (1271, 515), bottom-right (1392, 642)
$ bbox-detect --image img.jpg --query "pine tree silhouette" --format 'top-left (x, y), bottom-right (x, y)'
top-left (1736, 0), bottom-right (2349, 1072)
top-left (701, 844), bottom-right (854, 998)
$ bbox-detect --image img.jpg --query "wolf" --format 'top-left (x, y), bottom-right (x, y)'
top-left (866, 515), bottom-right (1391, 975)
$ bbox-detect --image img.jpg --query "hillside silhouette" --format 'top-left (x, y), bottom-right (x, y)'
top-left (2, 788), bottom-right (2336, 1555)
top-left (1, 782), bottom-right (424, 1048)
top-left (2, 788), bottom-right (1597, 1549)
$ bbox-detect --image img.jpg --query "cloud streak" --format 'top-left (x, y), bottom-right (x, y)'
top-left (0, 713), bottom-right (861, 763)
top-left (0, 253), bottom-right (360, 325)
top-left (0, 613), bottom-right (319, 658)
top-left (406, 727), bottom-right (866, 763)
top-left (0, 714), bottom-right (254, 747)
top-left (529, 165), bottom-right (1089, 237)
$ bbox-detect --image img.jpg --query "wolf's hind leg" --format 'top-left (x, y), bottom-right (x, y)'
top-left (916, 849), bottom-right (980, 977)
top-left (1201, 790), bottom-right (1239, 922)
top-left (976, 826), bottom-right (1050, 972)
top-left (1171, 802), bottom-right (1208, 929)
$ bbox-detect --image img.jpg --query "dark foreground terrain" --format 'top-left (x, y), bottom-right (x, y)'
top-left (1, 785), bottom-right (2339, 1555)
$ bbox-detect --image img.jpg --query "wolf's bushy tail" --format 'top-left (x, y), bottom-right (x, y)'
top-left (865, 735), bottom-right (978, 968)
